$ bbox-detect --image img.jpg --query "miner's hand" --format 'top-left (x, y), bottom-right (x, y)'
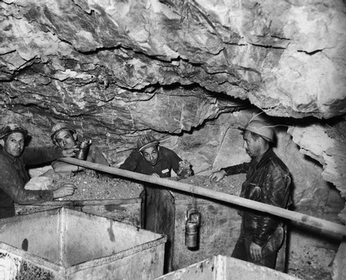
top-left (62, 147), bottom-right (79, 157)
top-left (53, 184), bottom-right (76, 199)
top-left (250, 242), bottom-right (262, 262)
top-left (209, 170), bottom-right (226, 182)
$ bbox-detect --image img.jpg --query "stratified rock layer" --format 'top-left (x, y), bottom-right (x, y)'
top-left (1, 1), bottom-right (346, 133)
top-left (0, 1), bottom-right (345, 278)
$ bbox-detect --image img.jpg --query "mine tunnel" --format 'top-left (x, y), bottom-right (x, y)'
top-left (0, 0), bottom-right (345, 279)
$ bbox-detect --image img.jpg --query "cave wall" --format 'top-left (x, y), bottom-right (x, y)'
top-left (1, 0), bottom-right (346, 278)
top-left (1, 0), bottom-right (346, 128)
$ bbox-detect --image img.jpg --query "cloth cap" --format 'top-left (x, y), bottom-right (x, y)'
top-left (239, 120), bottom-right (274, 142)
top-left (51, 123), bottom-right (76, 141)
top-left (137, 133), bottom-right (159, 152)
top-left (0, 123), bottom-right (28, 139)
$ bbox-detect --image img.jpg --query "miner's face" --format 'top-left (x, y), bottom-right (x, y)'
top-left (54, 130), bottom-right (77, 149)
top-left (4, 132), bottom-right (25, 157)
top-left (141, 145), bottom-right (159, 166)
top-left (243, 131), bottom-right (262, 159)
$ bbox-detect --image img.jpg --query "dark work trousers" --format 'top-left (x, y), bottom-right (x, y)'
top-left (141, 185), bottom-right (175, 273)
top-left (231, 225), bottom-right (285, 269)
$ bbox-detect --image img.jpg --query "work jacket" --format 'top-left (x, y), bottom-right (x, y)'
top-left (223, 148), bottom-right (291, 247)
top-left (0, 145), bottom-right (64, 219)
top-left (119, 145), bottom-right (183, 272)
top-left (119, 146), bottom-right (182, 178)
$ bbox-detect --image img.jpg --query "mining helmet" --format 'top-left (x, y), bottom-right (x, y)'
top-left (0, 123), bottom-right (28, 139)
top-left (50, 123), bottom-right (76, 141)
top-left (239, 120), bottom-right (274, 142)
top-left (137, 133), bottom-right (159, 152)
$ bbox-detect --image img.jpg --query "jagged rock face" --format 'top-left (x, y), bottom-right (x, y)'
top-left (1, 1), bottom-right (346, 278)
top-left (1, 0), bottom-right (346, 125)
top-left (1, 2), bottom-right (346, 192)
top-left (1, 0), bottom-right (345, 207)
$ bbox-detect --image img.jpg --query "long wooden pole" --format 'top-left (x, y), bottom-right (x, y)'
top-left (59, 157), bottom-right (346, 237)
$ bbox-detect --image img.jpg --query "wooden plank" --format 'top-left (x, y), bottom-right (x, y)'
top-left (58, 158), bottom-right (346, 237)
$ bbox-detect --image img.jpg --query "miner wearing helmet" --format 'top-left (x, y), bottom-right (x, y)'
top-left (49, 123), bottom-right (109, 174)
top-left (120, 132), bottom-right (193, 272)
top-left (121, 133), bottom-right (176, 176)
top-left (209, 119), bottom-right (291, 270)
top-left (0, 123), bottom-right (76, 219)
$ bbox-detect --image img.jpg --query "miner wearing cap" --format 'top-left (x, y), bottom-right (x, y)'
top-left (49, 123), bottom-right (109, 174)
top-left (209, 120), bottom-right (291, 270)
top-left (120, 133), bottom-right (185, 178)
top-left (120, 133), bottom-right (193, 272)
top-left (0, 123), bottom-right (76, 219)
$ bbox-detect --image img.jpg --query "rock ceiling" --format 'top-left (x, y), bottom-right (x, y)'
top-left (0, 0), bottom-right (345, 172)
top-left (1, 2), bottom-right (346, 275)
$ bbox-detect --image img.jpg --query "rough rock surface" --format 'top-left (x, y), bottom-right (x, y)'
top-left (1, 0), bottom-right (346, 279)
top-left (1, 1), bottom-right (345, 197)
top-left (288, 123), bottom-right (346, 223)
top-left (1, 1), bottom-right (346, 135)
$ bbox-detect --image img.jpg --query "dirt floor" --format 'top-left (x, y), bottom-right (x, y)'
top-left (19, 170), bottom-right (335, 280)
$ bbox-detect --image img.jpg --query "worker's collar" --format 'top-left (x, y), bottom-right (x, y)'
top-left (252, 148), bottom-right (273, 168)
top-left (0, 147), bottom-right (20, 163)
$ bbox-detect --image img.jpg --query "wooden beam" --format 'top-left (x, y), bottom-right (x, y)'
top-left (58, 157), bottom-right (346, 237)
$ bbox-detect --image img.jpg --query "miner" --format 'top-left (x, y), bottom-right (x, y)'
top-left (120, 132), bottom-right (193, 272)
top-left (209, 120), bottom-right (292, 269)
top-left (0, 123), bottom-right (75, 219)
top-left (49, 123), bottom-right (109, 175)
